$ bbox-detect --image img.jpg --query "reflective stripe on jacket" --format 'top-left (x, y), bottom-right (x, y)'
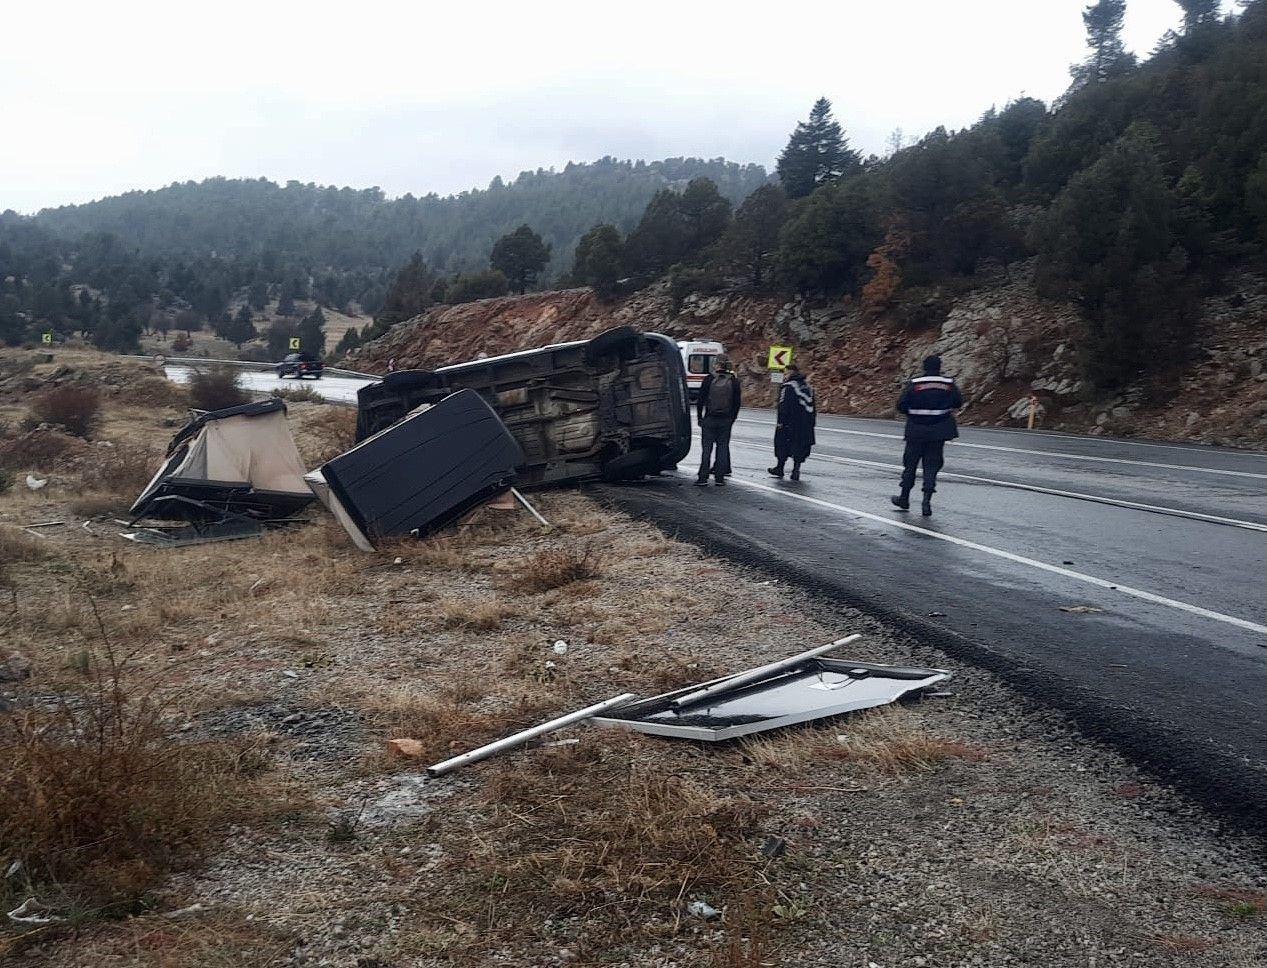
top-left (896, 374), bottom-right (963, 442)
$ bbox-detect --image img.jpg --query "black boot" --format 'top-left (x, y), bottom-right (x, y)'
top-left (790, 462), bottom-right (801, 482)
top-left (890, 488), bottom-right (911, 511)
top-left (767, 463), bottom-right (784, 478)
top-left (921, 494), bottom-right (933, 517)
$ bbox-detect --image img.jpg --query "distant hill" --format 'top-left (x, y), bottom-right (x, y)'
top-left (30, 158), bottom-right (771, 280)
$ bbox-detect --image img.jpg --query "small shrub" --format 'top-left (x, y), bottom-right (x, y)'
top-left (896, 286), bottom-right (951, 331)
top-left (0, 427), bottom-right (82, 471)
top-left (0, 648), bottom-right (275, 917)
top-left (271, 383), bottom-right (324, 403)
top-left (0, 526), bottom-right (50, 563)
top-left (436, 596), bottom-right (515, 630)
top-left (170, 332), bottom-right (191, 353)
top-left (29, 385), bottom-right (101, 437)
top-left (188, 366), bottom-right (248, 411)
top-left (510, 543), bottom-right (605, 593)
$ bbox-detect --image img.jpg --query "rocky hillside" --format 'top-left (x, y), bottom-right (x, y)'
top-left (354, 270), bottom-right (1267, 449)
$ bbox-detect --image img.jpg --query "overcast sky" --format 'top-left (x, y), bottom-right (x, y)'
top-left (1, 0), bottom-right (1198, 214)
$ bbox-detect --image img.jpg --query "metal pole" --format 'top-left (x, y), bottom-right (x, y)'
top-left (669, 634), bottom-right (861, 709)
top-left (510, 487), bottom-right (551, 528)
top-left (425, 692), bottom-right (638, 778)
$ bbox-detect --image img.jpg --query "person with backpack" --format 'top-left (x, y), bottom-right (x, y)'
top-left (695, 355), bottom-right (741, 486)
top-left (891, 354), bottom-right (963, 516)
top-left (767, 364), bottom-right (816, 481)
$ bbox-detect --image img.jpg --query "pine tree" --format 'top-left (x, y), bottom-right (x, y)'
top-left (276, 289), bottom-right (296, 317)
top-left (222, 304), bottom-right (257, 347)
top-left (624, 190), bottom-right (690, 276)
top-left (776, 98), bottom-right (862, 199)
top-left (334, 326), bottom-right (362, 357)
top-left (298, 306), bottom-right (326, 355)
top-left (1032, 125), bottom-right (1199, 386)
top-left (490, 225), bottom-right (552, 294)
top-left (677, 178), bottom-right (733, 253)
top-left (1175, 0), bottom-right (1220, 33)
top-left (376, 252), bottom-right (436, 327)
top-left (248, 280), bottom-right (269, 310)
top-left (572, 224), bottom-right (624, 297)
top-left (1070, 0), bottom-right (1136, 88)
top-left (714, 184), bottom-right (789, 287)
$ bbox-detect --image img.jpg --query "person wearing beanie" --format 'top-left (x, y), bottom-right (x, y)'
top-left (891, 354), bottom-right (962, 516)
top-left (695, 354), bottom-right (742, 485)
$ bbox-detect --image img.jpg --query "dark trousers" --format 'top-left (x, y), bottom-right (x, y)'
top-left (900, 439), bottom-right (945, 494)
top-left (698, 419), bottom-right (733, 481)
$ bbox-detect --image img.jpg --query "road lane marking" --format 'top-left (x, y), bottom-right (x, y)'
top-left (730, 477), bottom-right (1267, 636)
top-left (794, 453), bottom-right (1267, 532)
top-left (738, 409), bottom-right (1267, 458)
top-left (735, 418), bottom-right (1267, 480)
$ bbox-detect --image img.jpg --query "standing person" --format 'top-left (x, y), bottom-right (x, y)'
top-left (891, 355), bottom-right (962, 516)
top-left (695, 355), bottom-right (741, 486)
top-left (768, 364), bottom-right (816, 481)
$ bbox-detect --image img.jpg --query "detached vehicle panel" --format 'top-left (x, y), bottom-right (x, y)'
top-left (276, 353), bottom-right (324, 379)
top-left (355, 327), bottom-right (691, 486)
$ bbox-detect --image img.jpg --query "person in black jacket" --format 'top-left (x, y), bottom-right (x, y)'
top-left (695, 355), bottom-right (741, 485)
top-left (767, 364), bottom-right (816, 481)
top-left (891, 355), bottom-right (962, 516)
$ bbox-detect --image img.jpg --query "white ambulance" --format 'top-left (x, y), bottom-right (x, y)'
top-left (676, 339), bottom-right (726, 400)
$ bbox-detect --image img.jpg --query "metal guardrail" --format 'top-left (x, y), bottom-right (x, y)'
top-left (121, 354), bottom-right (381, 380)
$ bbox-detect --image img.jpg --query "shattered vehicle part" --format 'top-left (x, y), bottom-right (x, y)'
top-left (426, 692), bottom-right (639, 778)
top-left (594, 656), bottom-right (950, 742)
top-left (309, 389), bottom-right (524, 551)
top-left (670, 635), bottom-right (860, 708)
top-left (127, 400), bottom-right (313, 545)
top-left (355, 327), bottom-right (691, 486)
top-left (7, 897), bottom-right (63, 925)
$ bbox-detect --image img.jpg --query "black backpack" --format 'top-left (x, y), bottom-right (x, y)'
top-left (707, 372), bottom-right (736, 416)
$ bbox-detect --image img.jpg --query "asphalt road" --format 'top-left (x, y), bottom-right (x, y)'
top-left (602, 411), bottom-right (1267, 831)
top-left (164, 365), bottom-right (366, 403)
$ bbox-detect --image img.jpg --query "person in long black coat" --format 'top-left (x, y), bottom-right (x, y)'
top-left (767, 364), bottom-right (816, 481)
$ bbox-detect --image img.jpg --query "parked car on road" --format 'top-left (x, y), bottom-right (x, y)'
top-left (355, 326), bottom-right (691, 486)
top-left (276, 353), bottom-right (323, 379)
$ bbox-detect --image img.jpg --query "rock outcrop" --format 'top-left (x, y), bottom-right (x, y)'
top-left (353, 269), bottom-right (1267, 448)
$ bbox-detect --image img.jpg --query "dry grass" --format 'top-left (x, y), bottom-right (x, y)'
top-left (508, 542), bottom-right (605, 593)
top-left (0, 525), bottom-right (51, 564)
top-left (351, 680), bottom-right (556, 765)
top-left (0, 645), bottom-right (287, 925)
top-left (7, 911), bottom-right (296, 966)
top-left (835, 709), bottom-right (987, 773)
top-left (292, 405), bottom-right (357, 466)
top-left (78, 441), bottom-right (157, 496)
top-left (435, 595), bottom-right (520, 630)
top-left (0, 426), bottom-right (85, 470)
top-left (29, 384), bottom-right (101, 438)
top-left (1194, 884), bottom-right (1267, 916)
top-left (432, 733), bottom-right (772, 947)
top-left (738, 708), bottom-right (985, 776)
